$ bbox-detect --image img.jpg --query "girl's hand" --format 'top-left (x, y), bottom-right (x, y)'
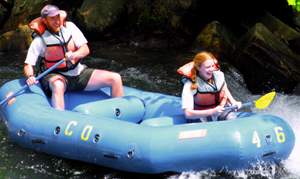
top-left (233, 101), bottom-right (242, 109)
top-left (214, 105), bottom-right (224, 115)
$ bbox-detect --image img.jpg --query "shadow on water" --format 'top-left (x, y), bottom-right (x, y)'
top-left (0, 44), bottom-right (299, 178)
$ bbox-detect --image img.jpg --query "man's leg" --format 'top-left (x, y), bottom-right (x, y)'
top-left (84, 69), bottom-right (124, 97)
top-left (49, 75), bottom-right (67, 110)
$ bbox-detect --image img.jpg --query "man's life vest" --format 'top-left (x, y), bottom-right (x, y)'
top-left (28, 11), bottom-right (78, 72)
top-left (178, 61), bottom-right (227, 110)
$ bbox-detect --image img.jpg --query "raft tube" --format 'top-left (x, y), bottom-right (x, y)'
top-left (0, 79), bottom-right (295, 173)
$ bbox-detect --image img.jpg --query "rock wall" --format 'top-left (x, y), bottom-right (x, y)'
top-left (0, 0), bottom-right (300, 94)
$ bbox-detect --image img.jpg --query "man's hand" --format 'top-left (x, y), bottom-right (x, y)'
top-left (65, 51), bottom-right (76, 70)
top-left (26, 75), bottom-right (38, 86)
top-left (65, 51), bottom-right (74, 61)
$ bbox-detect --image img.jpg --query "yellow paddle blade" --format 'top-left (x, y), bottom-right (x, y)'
top-left (254, 91), bottom-right (276, 109)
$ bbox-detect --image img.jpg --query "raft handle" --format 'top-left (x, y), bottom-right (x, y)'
top-left (17, 129), bottom-right (26, 137)
top-left (115, 108), bottom-right (121, 118)
top-left (93, 134), bottom-right (100, 143)
top-left (127, 149), bottom-right (135, 159)
top-left (54, 126), bottom-right (61, 135)
top-left (265, 134), bottom-right (272, 144)
top-left (103, 153), bottom-right (120, 159)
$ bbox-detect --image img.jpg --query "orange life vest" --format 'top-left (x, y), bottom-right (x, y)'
top-left (193, 86), bottom-right (227, 110)
top-left (29, 10), bottom-right (67, 36)
top-left (178, 61), bottom-right (227, 110)
top-left (177, 60), bottom-right (220, 79)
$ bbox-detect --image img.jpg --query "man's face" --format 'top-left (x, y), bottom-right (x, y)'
top-left (43, 14), bottom-right (61, 33)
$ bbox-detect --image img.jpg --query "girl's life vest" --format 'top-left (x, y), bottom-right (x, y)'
top-left (177, 60), bottom-right (220, 78)
top-left (28, 11), bottom-right (78, 72)
top-left (178, 61), bottom-right (227, 110)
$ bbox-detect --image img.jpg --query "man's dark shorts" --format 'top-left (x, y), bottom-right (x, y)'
top-left (40, 68), bottom-right (94, 97)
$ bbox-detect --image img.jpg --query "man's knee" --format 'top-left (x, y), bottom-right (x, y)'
top-left (49, 77), bottom-right (66, 92)
top-left (112, 73), bottom-right (122, 83)
top-left (108, 72), bottom-right (122, 85)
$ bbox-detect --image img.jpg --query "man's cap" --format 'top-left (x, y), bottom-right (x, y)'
top-left (41, 4), bottom-right (60, 18)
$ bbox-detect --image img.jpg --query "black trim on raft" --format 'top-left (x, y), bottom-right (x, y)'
top-left (103, 153), bottom-right (120, 159)
top-left (32, 139), bottom-right (46, 144)
top-left (262, 151), bottom-right (276, 157)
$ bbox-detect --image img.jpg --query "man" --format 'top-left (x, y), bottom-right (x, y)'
top-left (24, 4), bottom-right (123, 110)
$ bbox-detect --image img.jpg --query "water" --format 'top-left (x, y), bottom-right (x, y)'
top-left (0, 46), bottom-right (299, 178)
top-left (267, 94), bottom-right (300, 178)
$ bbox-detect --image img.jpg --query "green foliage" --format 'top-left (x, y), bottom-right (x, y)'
top-left (287, 0), bottom-right (300, 12)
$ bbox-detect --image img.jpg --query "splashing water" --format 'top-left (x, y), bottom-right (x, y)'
top-left (261, 94), bottom-right (300, 178)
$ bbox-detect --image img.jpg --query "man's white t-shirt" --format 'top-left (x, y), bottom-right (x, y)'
top-left (25, 21), bottom-right (88, 76)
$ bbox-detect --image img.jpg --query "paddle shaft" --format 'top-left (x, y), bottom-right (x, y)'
top-left (0, 59), bottom-right (65, 106)
top-left (224, 101), bottom-right (253, 111)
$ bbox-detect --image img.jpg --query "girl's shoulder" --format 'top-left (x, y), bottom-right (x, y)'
top-left (213, 70), bottom-right (225, 79)
top-left (213, 70), bottom-right (224, 75)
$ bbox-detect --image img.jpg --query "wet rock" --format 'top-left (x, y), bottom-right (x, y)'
top-left (77, 0), bottom-right (126, 34)
top-left (289, 36), bottom-right (300, 54)
top-left (194, 21), bottom-right (236, 60)
top-left (233, 23), bottom-right (300, 93)
top-left (0, 5), bottom-right (7, 28)
top-left (293, 83), bottom-right (300, 95)
top-left (2, 0), bottom-right (50, 33)
top-left (261, 12), bottom-right (300, 41)
top-left (0, 0), bottom-right (13, 29)
top-left (0, 25), bottom-right (32, 51)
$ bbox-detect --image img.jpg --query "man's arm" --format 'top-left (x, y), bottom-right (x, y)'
top-left (24, 63), bottom-right (34, 78)
top-left (65, 21), bottom-right (89, 64)
top-left (24, 63), bottom-right (38, 86)
top-left (65, 43), bottom-right (90, 64)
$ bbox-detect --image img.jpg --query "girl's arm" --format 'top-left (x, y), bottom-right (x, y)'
top-left (223, 83), bottom-right (242, 109)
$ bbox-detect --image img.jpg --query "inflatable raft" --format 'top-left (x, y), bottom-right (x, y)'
top-left (0, 79), bottom-right (295, 174)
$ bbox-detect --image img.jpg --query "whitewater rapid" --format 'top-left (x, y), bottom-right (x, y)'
top-left (265, 94), bottom-right (300, 178)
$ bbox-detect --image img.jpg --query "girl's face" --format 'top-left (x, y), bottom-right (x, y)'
top-left (196, 59), bottom-right (215, 80)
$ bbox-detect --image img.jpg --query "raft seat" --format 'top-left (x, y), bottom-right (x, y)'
top-left (140, 112), bottom-right (256, 126)
top-left (72, 96), bottom-right (146, 123)
top-left (140, 115), bottom-right (186, 127)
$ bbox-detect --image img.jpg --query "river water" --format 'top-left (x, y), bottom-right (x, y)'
top-left (0, 44), bottom-right (299, 178)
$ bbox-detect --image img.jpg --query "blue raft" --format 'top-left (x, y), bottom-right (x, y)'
top-left (0, 79), bottom-right (295, 174)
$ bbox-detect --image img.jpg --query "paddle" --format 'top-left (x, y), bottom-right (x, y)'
top-left (0, 59), bottom-right (65, 106)
top-left (224, 91), bottom-right (276, 111)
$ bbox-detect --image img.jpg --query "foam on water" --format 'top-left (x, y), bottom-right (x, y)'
top-left (263, 94), bottom-right (300, 177)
